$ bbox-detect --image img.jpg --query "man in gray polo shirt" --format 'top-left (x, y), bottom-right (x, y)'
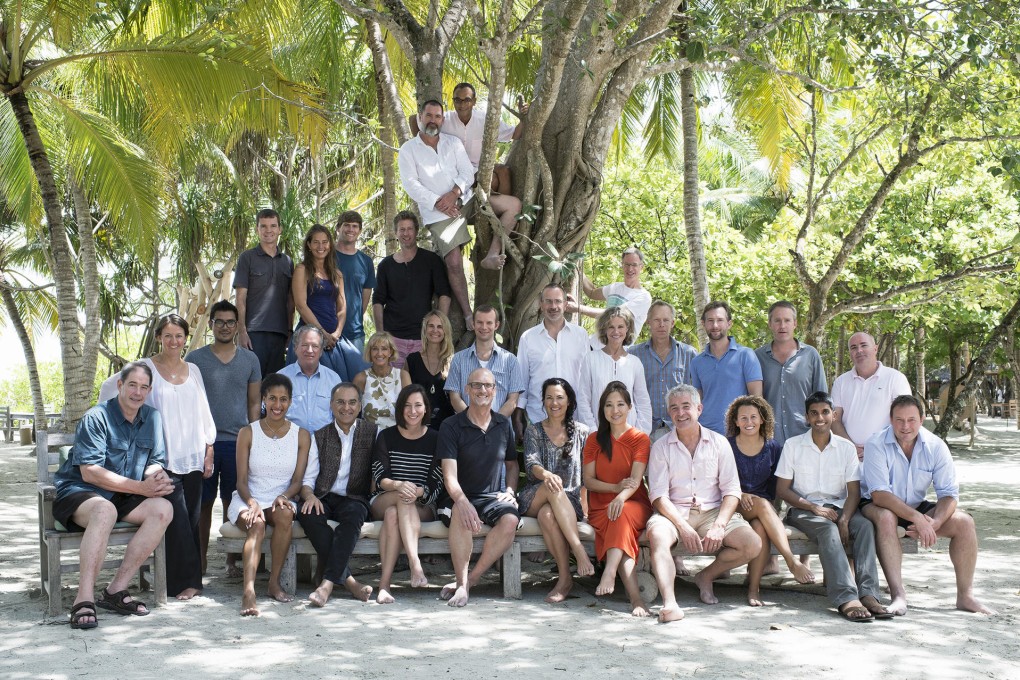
top-left (185, 300), bottom-right (262, 575)
top-left (234, 208), bottom-right (294, 376)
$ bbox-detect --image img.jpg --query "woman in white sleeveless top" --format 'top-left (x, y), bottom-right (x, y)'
top-left (228, 374), bottom-right (313, 616)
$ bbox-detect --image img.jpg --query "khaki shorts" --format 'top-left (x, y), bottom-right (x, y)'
top-left (427, 196), bottom-right (475, 258)
top-left (647, 507), bottom-right (750, 546)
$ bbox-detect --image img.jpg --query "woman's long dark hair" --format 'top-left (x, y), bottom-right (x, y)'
top-left (595, 381), bottom-right (631, 462)
top-left (542, 377), bottom-right (577, 456)
top-left (301, 224), bottom-right (342, 294)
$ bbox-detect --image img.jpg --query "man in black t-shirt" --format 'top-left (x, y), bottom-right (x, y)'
top-left (436, 367), bottom-right (520, 607)
top-left (372, 210), bottom-right (452, 368)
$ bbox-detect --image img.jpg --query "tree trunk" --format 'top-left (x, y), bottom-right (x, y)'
top-left (679, 67), bottom-right (709, 347)
top-left (8, 91), bottom-right (86, 431)
top-left (0, 279), bottom-right (47, 430)
top-left (71, 179), bottom-right (101, 399)
top-left (913, 325), bottom-right (925, 399)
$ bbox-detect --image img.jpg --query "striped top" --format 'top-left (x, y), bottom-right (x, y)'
top-left (629, 338), bottom-right (697, 432)
top-left (446, 343), bottom-right (526, 412)
top-left (371, 425), bottom-right (444, 506)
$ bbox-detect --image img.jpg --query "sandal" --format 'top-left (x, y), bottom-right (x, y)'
top-left (97, 588), bottom-right (150, 616)
top-left (861, 597), bottom-right (895, 620)
top-left (70, 601), bottom-right (98, 630)
top-left (838, 602), bottom-right (874, 623)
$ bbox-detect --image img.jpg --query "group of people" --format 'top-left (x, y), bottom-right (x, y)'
top-left (51, 84), bottom-right (996, 629)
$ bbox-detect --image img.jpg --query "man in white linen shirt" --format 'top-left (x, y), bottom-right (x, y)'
top-left (399, 99), bottom-right (522, 332)
top-left (831, 332), bottom-right (911, 461)
top-left (860, 395), bottom-right (996, 616)
top-left (512, 283), bottom-right (589, 439)
top-left (645, 385), bottom-right (759, 622)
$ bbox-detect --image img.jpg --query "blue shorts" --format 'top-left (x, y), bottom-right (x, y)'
top-left (201, 440), bottom-right (238, 504)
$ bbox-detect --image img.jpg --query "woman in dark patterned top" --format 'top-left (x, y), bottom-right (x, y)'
top-left (400, 310), bottom-right (455, 429)
top-left (517, 378), bottom-right (596, 603)
top-left (370, 384), bottom-right (443, 604)
top-left (725, 395), bottom-right (815, 606)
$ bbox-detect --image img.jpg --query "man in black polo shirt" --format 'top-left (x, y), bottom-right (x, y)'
top-left (234, 208), bottom-right (294, 376)
top-left (437, 367), bottom-right (520, 607)
top-left (372, 210), bottom-right (451, 368)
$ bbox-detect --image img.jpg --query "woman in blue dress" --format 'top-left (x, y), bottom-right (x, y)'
top-left (288, 224), bottom-right (368, 379)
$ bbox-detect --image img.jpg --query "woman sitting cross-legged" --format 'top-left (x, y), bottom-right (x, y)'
top-left (518, 378), bottom-right (596, 603)
top-left (724, 395), bottom-right (815, 606)
top-left (582, 381), bottom-right (654, 617)
top-left (370, 384), bottom-right (444, 604)
top-left (227, 374), bottom-right (312, 616)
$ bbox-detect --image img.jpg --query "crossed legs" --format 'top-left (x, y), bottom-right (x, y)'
top-left (742, 496), bottom-right (814, 605)
top-left (525, 485), bottom-right (595, 603)
top-left (371, 491), bottom-right (433, 604)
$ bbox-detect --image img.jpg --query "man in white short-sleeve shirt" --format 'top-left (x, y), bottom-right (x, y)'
top-left (566, 247), bottom-right (653, 348)
top-left (832, 332), bottom-right (911, 461)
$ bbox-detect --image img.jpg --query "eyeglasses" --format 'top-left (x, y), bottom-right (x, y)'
top-left (452, 97), bottom-right (475, 104)
top-left (467, 382), bottom-right (496, 391)
top-left (212, 319), bottom-right (238, 328)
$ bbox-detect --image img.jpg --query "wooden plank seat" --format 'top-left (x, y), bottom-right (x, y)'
top-left (37, 431), bottom-right (168, 617)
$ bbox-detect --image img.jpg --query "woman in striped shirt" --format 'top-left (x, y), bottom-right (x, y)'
top-left (370, 384), bottom-right (444, 604)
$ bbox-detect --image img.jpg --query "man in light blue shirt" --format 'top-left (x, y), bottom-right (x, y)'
top-left (278, 326), bottom-right (342, 432)
top-left (861, 395), bottom-right (995, 616)
top-left (689, 301), bottom-right (762, 434)
top-left (447, 305), bottom-right (526, 417)
top-left (629, 300), bottom-right (696, 441)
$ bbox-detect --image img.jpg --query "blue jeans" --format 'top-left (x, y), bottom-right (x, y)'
top-left (201, 440), bottom-right (238, 504)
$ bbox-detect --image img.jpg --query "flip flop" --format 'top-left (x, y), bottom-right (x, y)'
top-left (97, 588), bottom-right (150, 616)
top-left (838, 603), bottom-right (874, 623)
top-left (864, 604), bottom-right (895, 620)
top-left (70, 601), bottom-right (98, 630)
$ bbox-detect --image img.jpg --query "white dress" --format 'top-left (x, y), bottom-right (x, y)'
top-left (227, 420), bottom-right (301, 523)
top-left (576, 350), bottom-right (653, 434)
top-left (142, 357), bottom-right (217, 475)
top-left (361, 368), bottom-right (402, 428)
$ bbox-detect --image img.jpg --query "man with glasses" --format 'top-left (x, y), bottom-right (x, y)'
top-left (446, 305), bottom-right (526, 416)
top-left (437, 367), bottom-right (520, 607)
top-left (185, 300), bottom-right (262, 576)
top-left (566, 247), bottom-right (653, 347)
top-left (278, 326), bottom-right (342, 433)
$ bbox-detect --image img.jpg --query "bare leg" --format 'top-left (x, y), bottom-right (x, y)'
top-left (236, 514), bottom-right (264, 616)
top-left (536, 505), bottom-right (572, 603)
top-left (480, 194), bottom-right (521, 270)
top-left (745, 498), bottom-right (814, 584)
top-left (530, 485), bottom-right (594, 577)
top-left (395, 501), bottom-right (430, 588)
top-left (618, 556), bottom-right (650, 617)
top-left (106, 498), bottom-right (174, 609)
top-left (597, 547), bottom-right (624, 596)
top-left (265, 507), bottom-right (294, 603)
top-left (694, 527), bottom-right (761, 605)
top-left (443, 248), bottom-right (472, 323)
top-left (939, 511), bottom-right (997, 614)
top-left (647, 522), bottom-right (683, 622)
top-left (746, 519), bottom-right (768, 607)
top-left (376, 505), bottom-right (399, 604)
top-left (71, 498), bottom-right (118, 621)
top-left (862, 504), bottom-right (907, 615)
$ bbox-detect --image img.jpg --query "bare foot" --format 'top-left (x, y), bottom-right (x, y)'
top-left (268, 585), bottom-right (293, 603)
top-left (887, 595), bottom-right (908, 616)
top-left (694, 571), bottom-right (719, 604)
top-left (440, 582), bottom-right (458, 600)
top-left (673, 555), bottom-right (690, 577)
top-left (545, 578), bottom-right (573, 604)
top-left (763, 555), bottom-right (780, 576)
top-left (480, 253), bottom-right (506, 270)
top-left (176, 587), bottom-right (201, 601)
top-left (447, 586), bottom-right (470, 607)
top-left (240, 590), bottom-right (259, 617)
top-left (527, 551), bottom-right (546, 563)
top-left (376, 588), bottom-right (395, 605)
top-left (630, 598), bottom-right (651, 617)
top-left (308, 581), bottom-right (334, 608)
top-left (658, 606), bottom-right (685, 622)
top-left (790, 560), bottom-right (815, 584)
top-left (957, 595), bottom-right (997, 615)
top-left (747, 591), bottom-right (764, 607)
top-left (345, 577), bottom-right (373, 602)
top-left (595, 575), bottom-right (616, 596)
top-left (573, 549), bottom-right (596, 577)
top-left (225, 562), bottom-right (242, 579)
top-left (410, 567), bottom-right (429, 588)
top-left (799, 554), bottom-right (811, 568)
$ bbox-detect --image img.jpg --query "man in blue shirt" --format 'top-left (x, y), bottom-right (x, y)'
top-left (52, 362), bottom-right (175, 629)
top-left (334, 210), bottom-right (376, 354)
top-left (861, 395), bottom-right (996, 616)
top-left (446, 305), bottom-right (526, 417)
top-left (689, 301), bottom-right (763, 434)
top-left (278, 327), bottom-right (343, 432)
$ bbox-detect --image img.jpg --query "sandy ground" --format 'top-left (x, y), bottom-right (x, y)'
top-left (0, 417), bottom-right (1017, 680)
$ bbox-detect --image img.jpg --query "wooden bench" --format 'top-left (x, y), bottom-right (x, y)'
top-left (36, 431), bottom-right (168, 616)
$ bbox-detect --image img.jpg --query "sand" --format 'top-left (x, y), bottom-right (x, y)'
top-left (0, 416), bottom-right (1016, 679)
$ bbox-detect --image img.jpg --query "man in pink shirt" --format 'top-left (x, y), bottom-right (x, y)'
top-left (645, 384), bottom-right (761, 622)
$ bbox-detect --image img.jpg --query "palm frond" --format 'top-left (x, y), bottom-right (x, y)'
top-left (0, 103), bottom-right (42, 226)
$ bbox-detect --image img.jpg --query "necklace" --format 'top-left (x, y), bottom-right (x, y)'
top-left (421, 348), bottom-right (441, 375)
top-left (157, 355), bottom-right (185, 381)
top-left (264, 420), bottom-right (288, 440)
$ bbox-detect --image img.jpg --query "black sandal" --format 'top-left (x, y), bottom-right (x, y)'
top-left (97, 588), bottom-right (150, 616)
top-left (70, 601), bottom-right (99, 629)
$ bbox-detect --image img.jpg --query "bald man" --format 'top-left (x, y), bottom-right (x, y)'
top-left (831, 332), bottom-right (911, 461)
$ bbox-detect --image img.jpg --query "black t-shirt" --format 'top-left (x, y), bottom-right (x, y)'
top-left (436, 410), bottom-right (515, 496)
top-left (405, 352), bottom-right (454, 429)
top-left (373, 249), bottom-right (451, 340)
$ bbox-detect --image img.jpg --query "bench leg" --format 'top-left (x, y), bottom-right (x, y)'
top-left (46, 537), bottom-right (62, 617)
top-left (279, 541), bottom-right (297, 596)
top-left (502, 541), bottom-right (522, 600)
top-left (153, 536), bottom-right (168, 606)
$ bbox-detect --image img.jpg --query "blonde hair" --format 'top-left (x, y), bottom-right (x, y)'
top-left (596, 306), bottom-right (636, 346)
top-left (363, 331), bottom-right (398, 364)
top-left (419, 310), bottom-right (454, 377)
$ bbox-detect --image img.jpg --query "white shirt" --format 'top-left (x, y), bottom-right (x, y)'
top-left (140, 358), bottom-right (217, 475)
top-left (775, 431), bottom-right (860, 507)
top-left (575, 350), bottom-right (652, 434)
top-left (398, 133), bottom-right (475, 226)
top-left (590, 282), bottom-right (653, 349)
top-left (831, 363), bottom-right (911, 446)
top-left (516, 320), bottom-right (590, 423)
top-left (442, 110), bottom-right (515, 169)
top-left (301, 420), bottom-right (357, 496)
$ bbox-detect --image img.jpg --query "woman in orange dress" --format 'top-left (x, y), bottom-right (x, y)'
top-left (582, 380), bottom-right (653, 617)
